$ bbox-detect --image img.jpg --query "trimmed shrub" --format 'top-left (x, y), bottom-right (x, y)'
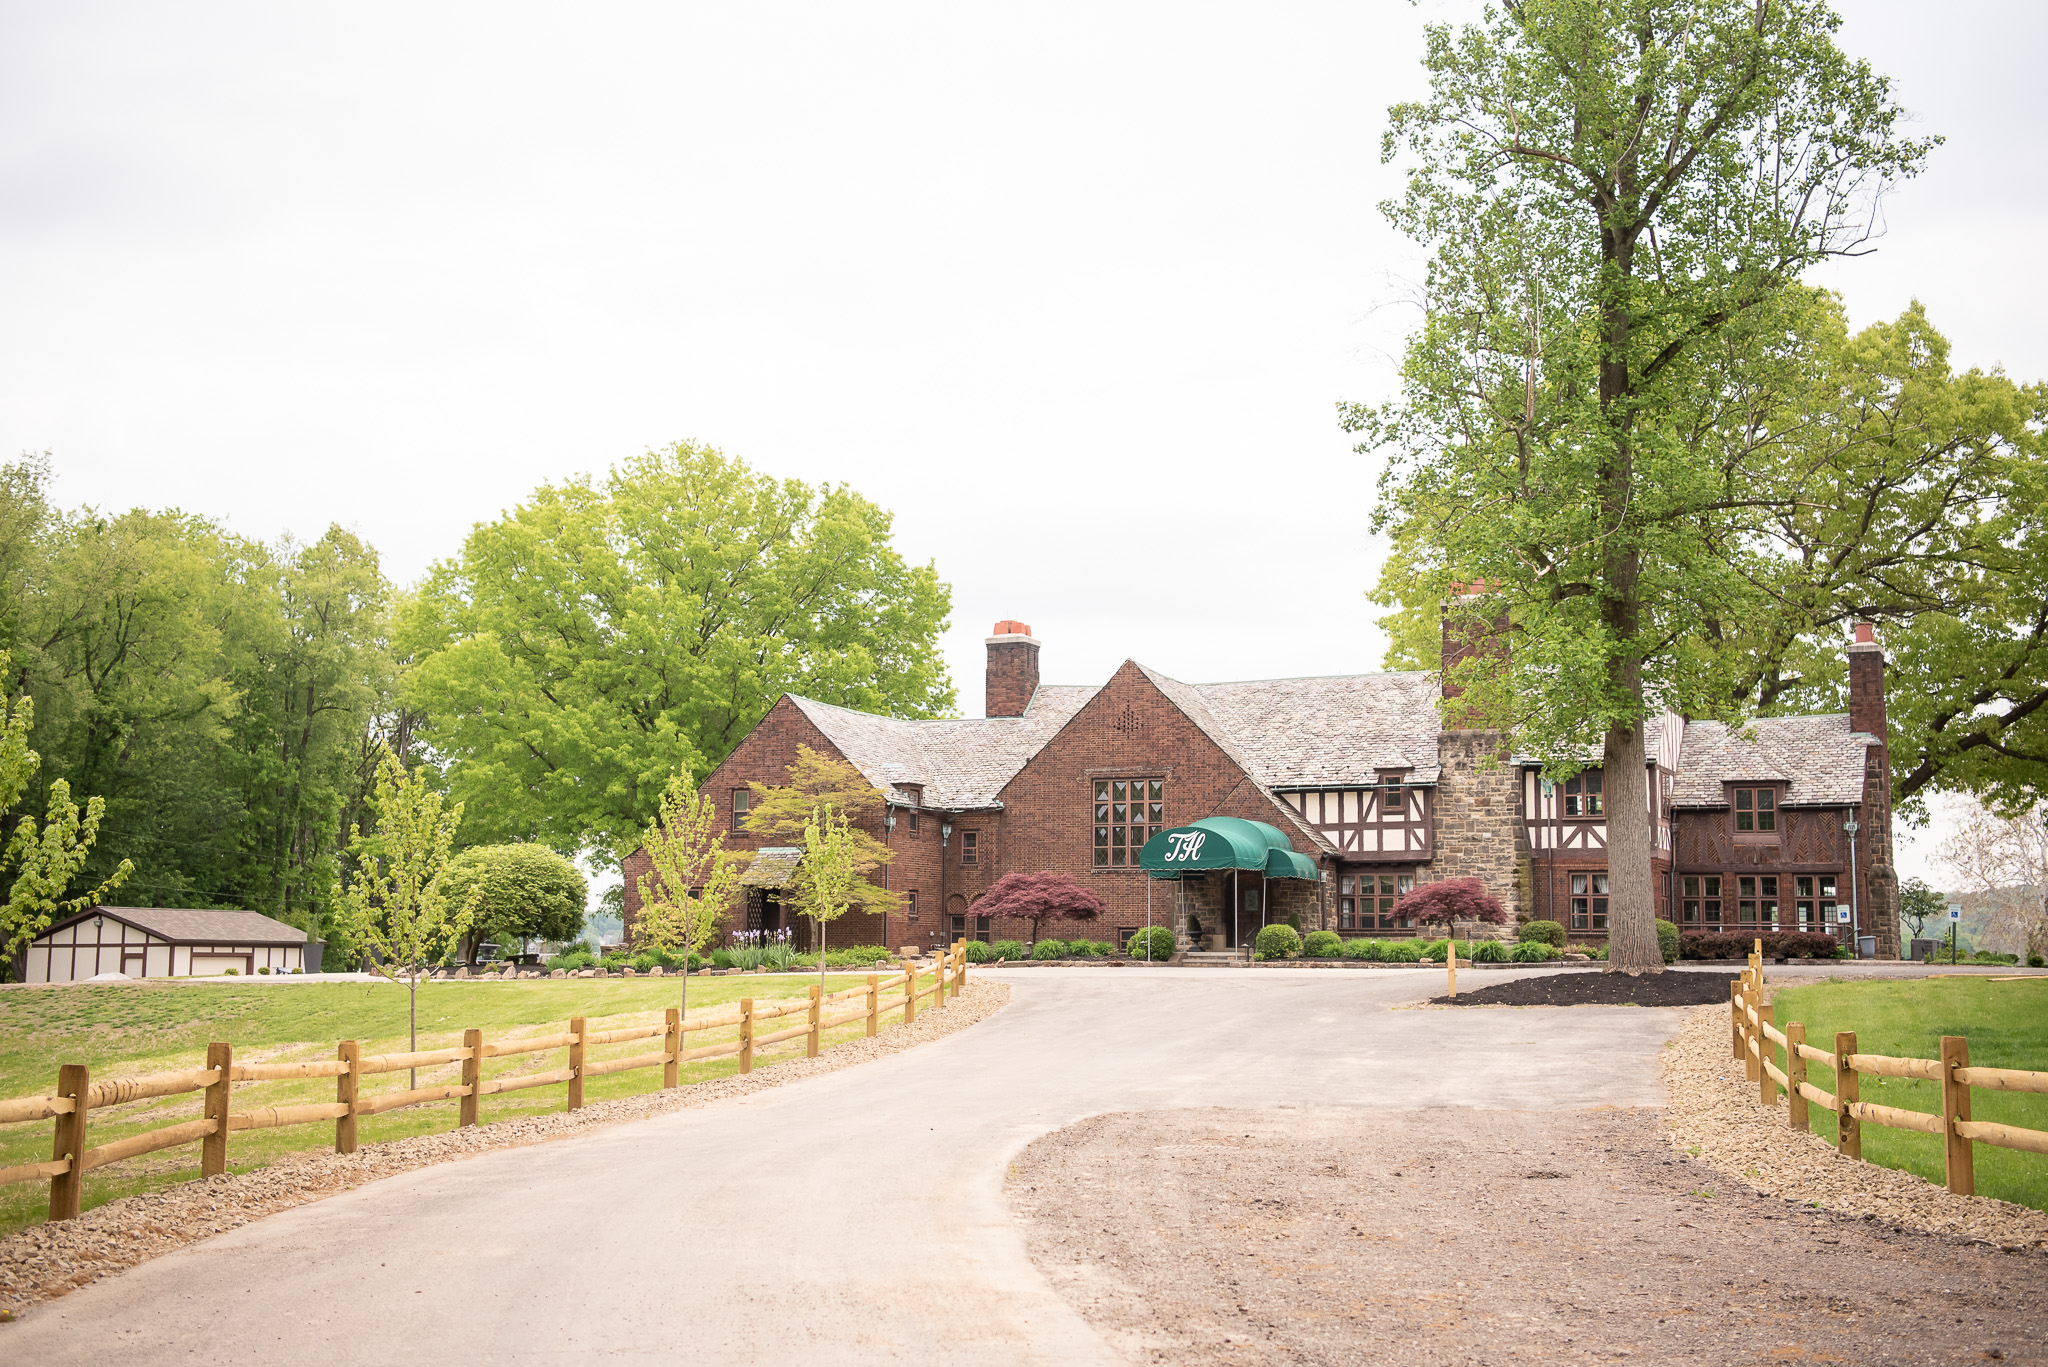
top-left (1380, 939), bottom-right (1424, 963)
top-left (1655, 919), bottom-right (1680, 964)
top-left (1186, 913), bottom-right (1202, 939)
top-left (1303, 929), bottom-right (1344, 958)
top-left (1031, 939), bottom-right (1067, 960)
top-left (1127, 926), bottom-right (1176, 961)
top-left (1254, 924), bottom-right (1303, 960)
top-left (1508, 940), bottom-right (1560, 962)
top-left (1470, 939), bottom-right (1508, 963)
top-left (1340, 937), bottom-right (1382, 960)
top-left (2030, 954), bottom-right (2046, 968)
top-left (1518, 920), bottom-right (1566, 948)
top-left (962, 941), bottom-right (994, 964)
top-left (990, 939), bottom-right (1027, 962)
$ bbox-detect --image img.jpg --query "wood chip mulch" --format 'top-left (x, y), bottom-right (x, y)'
top-left (1431, 968), bottom-right (1740, 1008)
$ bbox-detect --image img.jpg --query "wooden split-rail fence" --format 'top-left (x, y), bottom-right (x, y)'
top-left (1730, 940), bottom-right (2048, 1196)
top-left (3, 946), bottom-right (971, 1223)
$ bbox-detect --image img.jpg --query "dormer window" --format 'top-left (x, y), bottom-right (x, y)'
top-left (1376, 775), bottom-right (1404, 822)
top-left (1563, 771), bottom-right (1603, 817)
top-left (1733, 787), bottom-right (1776, 833)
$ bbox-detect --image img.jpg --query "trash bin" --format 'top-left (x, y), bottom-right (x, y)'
top-left (304, 939), bottom-right (325, 974)
top-left (1857, 934), bottom-right (1877, 960)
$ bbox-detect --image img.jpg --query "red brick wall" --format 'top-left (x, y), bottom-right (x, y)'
top-left (984, 637), bottom-right (1041, 718)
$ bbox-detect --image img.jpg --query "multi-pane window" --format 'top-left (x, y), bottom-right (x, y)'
top-left (1571, 872), bottom-right (1609, 930)
top-left (1793, 875), bottom-right (1839, 931)
top-left (1094, 779), bottom-right (1164, 867)
top-left (960, 831), bottom-right (978, 865)
top-left (1376, 777), bottom-right (1404, 822)
top-left (905, 891), bottom-right (918, 922)
top-left (1337, 873), bottom-right (1414, 930)
top-left (1733, 787), bottom-right (1777, 832)
top-left (1735, 874), bottom-right (1779, 927)
top-left (731, 788), bottom-right (751, 821)
top-left (907, 810), bottom-right (920, 833)
top-left (1680, 875), bottom-right (1723, 927)
top-left (1563, 771), bottom-right (1603, 817)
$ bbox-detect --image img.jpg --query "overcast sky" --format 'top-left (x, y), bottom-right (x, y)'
top-left (4, 0), bottom-right (2038, 885)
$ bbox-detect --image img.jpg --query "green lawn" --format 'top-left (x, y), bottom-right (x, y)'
top-left (1766, 976), bottom-right (2048, 1213)
top-left (0, 969), bottom-right (935, 1235)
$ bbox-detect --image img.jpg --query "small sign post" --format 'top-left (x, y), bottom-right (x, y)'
top-left (1948, 904), bottom-right (1963, 966)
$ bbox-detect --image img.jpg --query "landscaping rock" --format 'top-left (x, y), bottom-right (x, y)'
top-left (549, 969), bottom-right (565, 979)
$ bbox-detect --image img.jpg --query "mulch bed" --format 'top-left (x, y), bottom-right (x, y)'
top-left (1431, 968), bottom-right (1739, 1007)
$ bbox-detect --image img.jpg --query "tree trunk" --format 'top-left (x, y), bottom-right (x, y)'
top-left (1603, 715), bottom-right (1662, 973)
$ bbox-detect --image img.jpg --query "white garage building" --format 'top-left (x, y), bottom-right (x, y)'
top-left (19, 906), bottom-right (312, 982)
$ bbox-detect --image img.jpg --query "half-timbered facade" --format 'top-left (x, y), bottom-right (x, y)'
top-left (624, 618), bottom-right (1901, 957)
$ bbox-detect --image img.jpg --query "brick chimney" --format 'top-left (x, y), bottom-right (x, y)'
top-left (1847, 621), bottom-right (1887, 739)
top-left (985, 620), bottom-right (1039, 717)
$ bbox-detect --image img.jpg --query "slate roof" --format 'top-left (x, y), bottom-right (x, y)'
top-left (55, 907), bottom-right (309, 944)
top-left (789, 685), bottom-right (1099, 810)
top-left (738, 847), bottom-right (804, 888)
top-left (1193, 671), bottom-right (1444, 787)
top-left (1513, 714), bottom-right (1671, 770)
top-left (1670, 715), bottom-right (1876, 808)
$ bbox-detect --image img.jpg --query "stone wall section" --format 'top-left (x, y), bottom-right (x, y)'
top-left (1427, 728), bottom-right (1527, 938)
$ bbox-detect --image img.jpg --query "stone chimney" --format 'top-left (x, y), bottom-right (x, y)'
top-left (1847, 621), bottom-right (1887, 739)
top-left (985, 620), bottom-right (1039, 718)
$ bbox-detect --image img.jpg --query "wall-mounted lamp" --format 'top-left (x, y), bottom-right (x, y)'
top-left (884, 811), bottom-right (897, 832)
top-left (941, 821), bottom-right (952, 847)
top-left (93, 914), bottom-right (105, 934)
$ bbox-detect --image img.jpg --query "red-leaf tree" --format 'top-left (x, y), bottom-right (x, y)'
top-left (972, 871), bottom-right (1106, 945)
top-left (1399, 877), bottom-right (1509, 929)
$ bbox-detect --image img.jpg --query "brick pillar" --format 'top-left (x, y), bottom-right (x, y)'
top-left (1847, 623), bottom-right (1899, 958)
top-left (985, 622), bottom-right (1040, 718)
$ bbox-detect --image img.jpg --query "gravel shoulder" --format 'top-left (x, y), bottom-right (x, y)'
top-left (1010, 1105), bottom-right (2048, 1367)
top-left (1660, 1000), bottom-right (2048, 1250)
top-left (0, 977), bottom-right (1009, 1317)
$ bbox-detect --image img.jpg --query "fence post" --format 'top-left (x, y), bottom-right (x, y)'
top-left (201, 1043), bottom-right (231, 1177)
top-left (1786, 1022), bottom-right (1808, 1133)
top-left (1835, 1031), bottom-right (1860, 1161)
top-left (568, 1017), bottom-right (586, 1111)
top-left (739, 999), bottom-right (754, 1074)
top-left (1757, 1000), bottom-right (1776, 1107)
top-left (806, 984), bottom-right (821, 1058)
top-left (903, 963), bottom-right (916, 1026)
top-left (664, 1008), bottom-right (681, 1089)
top-left (336, 1041), bottom-right (359, 1155)
top-left (460, 1030), bottom-right (481, 1128)
top-left (1730, 980), bottom-right (1744, 1062)
top-left (865, 974), bottom-right (879, 1037)
top-left (953, 944), bottom-right (966, 999)
top-left (1941, 1035), bottom-right (1974, 1197)
top-left (48, 1063), bottom-right (87, 1222)
top-left (1743, 983), bottom-right (1760, 1084)
top-left (1447, 942), bottom-right (1458, 999)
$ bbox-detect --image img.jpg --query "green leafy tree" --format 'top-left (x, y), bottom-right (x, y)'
top-left (1896, 877), bottom-right (1945, 945)
top-left (633, 773), bottom-right (740, 1019)
top-left (1348, 0), bottom-right (1932, 971)
top-left (441, 843), bottom-right (587, 962)
top-left (793, 803), bottom-right (861, 990)
top-left (399, 442), bottom-right (955, 866)
top-left (743, 746), bottom-right (898, 920)
top-left (334, 749), bottom-right (476, 1078)
top-left (0, 657), bottom-right (134, 972)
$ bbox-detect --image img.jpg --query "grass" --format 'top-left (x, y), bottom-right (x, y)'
top-left (0, 968), bottom-right (937, 1235)
top-left (1767, 976), bottom-right (2048, 1214)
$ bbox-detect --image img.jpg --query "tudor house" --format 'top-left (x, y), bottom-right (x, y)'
top-left (624, 618), bottom-right (1901, 958)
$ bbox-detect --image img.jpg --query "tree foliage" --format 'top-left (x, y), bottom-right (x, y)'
top-left (1938, 800), bottom-right (2048, 962)
top-left (632, 774), bottom-right (738, 963)
top-left (972, 871), bottom-right (1105, 944)
top-left (0, 656), bottom-right (133, 970)
top-left (743, 746), bottom-right (898, 919)
top-left (1896, 876), bottom-right (1945, 943)
top-left (794, 804), bottom-right (862, 984)
top-left (1400, 876), bottom-right (1509, 928)
top-left (440, 843), bottom-right (587, 960)
top-left (399, 442), bottom-right (954, 865)
top-left (1348, 0), bottom-right (1931, 970)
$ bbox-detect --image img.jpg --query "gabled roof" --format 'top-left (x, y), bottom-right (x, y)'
top-left (1671, 715), bottom-right (1875, 808)
top-left (1191, 671), bottom-right (1444, 787)
top-left (45, 906), bottom-right (309, 945)
top-left (788, 685), bottom-right (1098, 810)
top-left (738, 847), bottom-right (804, 888)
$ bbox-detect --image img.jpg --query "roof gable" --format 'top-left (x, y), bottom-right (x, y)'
top-left (1671, 715), bottom-right (1873, 808)
top-left (42, 906), bottom-right (310, 945)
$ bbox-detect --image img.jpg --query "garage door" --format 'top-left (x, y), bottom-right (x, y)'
top-left (189, 954), bottom-right (248, 976)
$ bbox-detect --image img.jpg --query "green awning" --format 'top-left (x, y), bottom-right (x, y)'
top-left (1139, 817), bottom-right (1317, 879)
top-left (1264, 847), bottom-right (1319, 880)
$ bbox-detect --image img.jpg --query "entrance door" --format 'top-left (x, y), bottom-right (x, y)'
top-left (1228, 885), bottom-right (1262, 948)
top-left (121, 951), bottom-right (145, 979)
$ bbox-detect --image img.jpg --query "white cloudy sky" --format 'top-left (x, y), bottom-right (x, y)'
top-left (4, 1), bottom-right (2038, 884)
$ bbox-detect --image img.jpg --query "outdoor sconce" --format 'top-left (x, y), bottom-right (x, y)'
top-left (941, 821), bottom-right (952, 847)
top-left (884, 811), bottom-right (897, 833)
top-left (93, 914), bottom-right (105, 934)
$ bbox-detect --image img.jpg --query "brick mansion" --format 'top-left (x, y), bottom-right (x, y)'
top-left (624, 619), bottom-right (1900, 958)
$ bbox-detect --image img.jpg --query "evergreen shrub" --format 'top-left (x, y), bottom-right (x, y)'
top-left (1519, 920), bottom-right (1566, 948)
top-left (1303, 930), bottom-right (1344, 958)
top-left (1127, 926), bottom-right (1176, 960)
top-left (1254, 923), bottom-right (1302, 959)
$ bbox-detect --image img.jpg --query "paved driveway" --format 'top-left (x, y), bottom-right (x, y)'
top-left (13, 966), bottom-right (1685, 1365)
